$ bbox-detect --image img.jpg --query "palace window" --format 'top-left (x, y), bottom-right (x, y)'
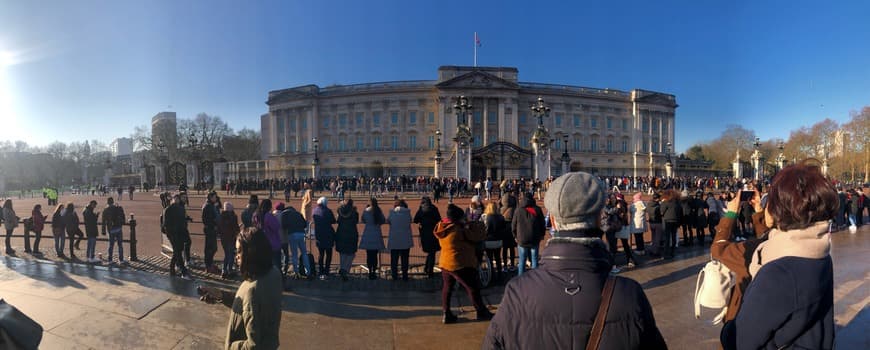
top-left (356, 136), bottom-right (364, 150)
top-left (301, 118), bottom-right (307, 129)
top-left (622, 119), bottom-right (628, 131)
top-left (606, 138), bottom-right (613, 152)
top-left (573, 138), bottom-right (581, 151)
top-left (590, 117), bottom-right (598, 129)
top-left (622, 140), bottom-right (628, 153)
top-left (555, 113), bottom-right (563, 126)
top-left (339, 137), bottom-right (347, 151)
top-left (488, 111), bottom-right (497, 123)
top-left (289, 116), bottom-right (296, 129)
top-left (573, 114), bottom-right (581, 127)
top-left (590, 138), bottom-right (598, 152)
top-left (355, 113), bottom-right (363, 127)
top-left (322, 139), bottom-right (330, 151)
top-left (276, 118), bottom-right (285, 153)
top-left (428, 135), bottom-right (435, 149)
top-left (289, 142), bottom-right (296, 153)
top-left (652, 139), bottom-right (659, 153)
top-left (473, 111), bottom-right (482, 124)
top-left (652, 119), bottom-right (659, 133)
top-left (322, 117), bottom-right (329, 128)
top-left (391, 135), bottom-right (399, 150)
top-left (373, 112), bottom-right (381, 127)
top-left (520, 135), bottom-right (529, 146)
top-left (642, 119), bottom-right (649, 132)
top-left (606, 117), bottom-right (613, 129)
top-left (373, 136), bottom-right (381, 150)
top-left (338, 114), bottom-right (347, 128)
top-left (428, 111), bottom-right (435, 124)
top-left (391, 112), bottom-right (399, 125)
top-left (409, 111), bottom-right (417, 125)
top-left (301, 141), bottom-right (308, 152)
top-left (488, 135), bottom-right (497, 144)
top-left (520, 113), bottom-right (527, 125)
top-left (409, 135), bottom-right (417, 149)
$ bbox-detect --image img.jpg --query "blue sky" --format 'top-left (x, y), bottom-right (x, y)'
top-left (1, 0), bottom-right (868, 153)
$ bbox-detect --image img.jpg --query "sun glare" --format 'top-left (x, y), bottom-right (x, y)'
top-left (0, 51), bottom-right (17, 136)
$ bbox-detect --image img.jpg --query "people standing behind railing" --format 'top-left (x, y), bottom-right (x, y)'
top-left (240, 195), bottom-right (258, 229)
top-left (162, 194), bottom-right (191, 278)
top-left (83, 201), bottom-right (100, 263)
top-left (483, 202), bottom-right (506, 283)
top-left (660, 189), bottom-right (682, 259)
top-left (500, 191), bottom-right (518, 272)
top-left (3, 199), bottom-right (20, 255)
top-left (254, 199), bottom-right (282, 271)
top-left (51, 204), bottom-right (66, 257)
top-left (360, 197), bottom-right (386, 280)
top-left (280, 203), bottom-right (309, 279)
top-left (202, 192), bottom-right (220, 274)
top-left (512, 192), bottom-right (545, 276)
top-left (63, 202), bottom-right (82, 259)
top-left (218, 202), bottom-right (239, 279)
top-left (335, 199), bottom-right (359, 282)
top-left (101, 197), bottom-right (127, 265)
top-left (30, 204), bottom-right (46, 255)
top-left (312, 197), bottom-right (336, 280)
top-left (413, 197), bottom-right (441, 278)
top-left (387, 199), bottom-right (413, 281)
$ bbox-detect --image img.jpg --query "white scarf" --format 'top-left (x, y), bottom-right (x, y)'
top-left (749, 221), bottom-right (831, 278)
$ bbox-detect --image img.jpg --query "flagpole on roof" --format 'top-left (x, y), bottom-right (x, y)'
top-left (474, 32), bottom-right (478, 67)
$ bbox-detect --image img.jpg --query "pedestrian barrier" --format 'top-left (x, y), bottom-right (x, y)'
top-left (6, 215), bottom-right (139, 261)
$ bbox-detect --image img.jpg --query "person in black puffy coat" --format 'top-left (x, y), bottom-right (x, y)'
top-left (484, 172), bottom-right (666, 349)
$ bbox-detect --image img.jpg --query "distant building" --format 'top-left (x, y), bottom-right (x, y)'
top-left (151, 112), bottom-right (178, 152)
top-left (110, 137), bottom-right (133, 157)
top-left (259, 65), bottom-right (677, 180)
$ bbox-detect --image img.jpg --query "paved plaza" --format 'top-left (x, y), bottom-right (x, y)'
top-left (0, 192), bottom-right (867, 349)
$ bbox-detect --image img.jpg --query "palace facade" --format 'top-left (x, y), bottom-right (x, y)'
top-left (260, 66), bottom-right (677, 180)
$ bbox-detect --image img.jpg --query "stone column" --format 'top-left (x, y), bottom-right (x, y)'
top-left (732, 151), bottom-right (742, 179)
top-left (533, 143), bottom-right (551, 181)
top-left (665, 161), bottom-right (673, 179)
top-left (483, 98), bottom-right (488, 146)
top-left (497, 99), bottom-right (505, 142)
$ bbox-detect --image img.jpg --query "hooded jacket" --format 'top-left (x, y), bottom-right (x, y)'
top-left (335, 204), bottom-right (359, 254)
top-left (433, 219), bottom-right (485, 272)
top-left (511, 196), bottom-right (545, 247)
top-left (483, 232), bottom-right (667, 349)
top-left (359, 207), bottom-right (386, 251)
top-left (413, 201), bottom-right (442, 253)
top-left (312, 204), bottom-right (337, 249)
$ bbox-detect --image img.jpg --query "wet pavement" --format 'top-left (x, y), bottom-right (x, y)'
top-left (0, 222), bottom-right (867, 349)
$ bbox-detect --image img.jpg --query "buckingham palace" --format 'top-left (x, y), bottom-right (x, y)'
top-left (258, 65), bottom-right (677, 181)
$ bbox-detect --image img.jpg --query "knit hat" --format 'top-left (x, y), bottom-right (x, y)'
top-left (544, 172), bottom-right (606, 230)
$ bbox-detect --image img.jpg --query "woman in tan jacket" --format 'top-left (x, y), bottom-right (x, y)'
top-left (434, 204), bottom-right (492, 324)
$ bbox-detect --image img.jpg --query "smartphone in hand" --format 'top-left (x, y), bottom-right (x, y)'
top-left (740, 190), bottom-right (755, 202)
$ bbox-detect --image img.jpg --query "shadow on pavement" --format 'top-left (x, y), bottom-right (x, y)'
top-left (640, 261), bottom-right (707, 290)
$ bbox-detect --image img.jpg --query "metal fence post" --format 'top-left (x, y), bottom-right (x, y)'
top-left (129, 214), bottom-right (138, 261)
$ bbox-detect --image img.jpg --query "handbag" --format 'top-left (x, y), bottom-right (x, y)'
top-left (586, 275), bottom-right (616, 350)
top-left (694, 254), bottom-right (733, 325)
top-left (0, 299), bottom-right (43, 350)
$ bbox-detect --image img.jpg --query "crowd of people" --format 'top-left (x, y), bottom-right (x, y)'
top-left (1, 196), bottom-right (129, 264)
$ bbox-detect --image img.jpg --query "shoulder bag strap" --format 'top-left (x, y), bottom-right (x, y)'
top-left (587, 275), bottom-right (616, 350)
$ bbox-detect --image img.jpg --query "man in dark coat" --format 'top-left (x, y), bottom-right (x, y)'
top-left (484, 172), bottom-right (667, 349)
top-left (413, 197), bottom-right (442, 278)
top-left (511, 192), bottom-right (545, 276)
top-left (201, 192), bottom-right (220, 274)
top-left (162, 194), bottom-right (190, 278)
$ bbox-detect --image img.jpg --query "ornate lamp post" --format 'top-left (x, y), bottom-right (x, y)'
top-left (560, 134), bottom-right (571, 176)
top-left (665, 141), bottom-right (673, 178)
top-left (311, 137), bottom-right (319, 178)
top-left (452, 96), bottom-right (473, 180)
top-left (434, 129), bottom-right (443, 178)
top-left (530, 96), bottom-right (552, 181)
top-left (187, 131), bottom-right (201, 187)
top-left (776, 140), bottom-right (786, 172)
top-left (752, 137), bottom-right (763, 181)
